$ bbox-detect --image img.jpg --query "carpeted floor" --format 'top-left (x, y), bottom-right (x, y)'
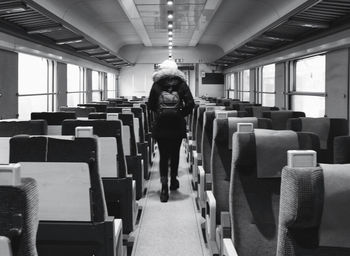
top-left (132, 141), bottom-right (209, 256)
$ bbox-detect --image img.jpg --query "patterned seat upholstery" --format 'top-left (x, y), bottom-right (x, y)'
top-left (0, 121), bottom-right (47, 136)
top-left (0, 178), bottom-right (39, 256)
top-left (262, 111), bottom-right (305, 130)
top-left (229, 130), bottom-right (319, 256)
top-left (287, 118), bottom-right (348, 163)
top-left (211, 118), bottom-right (272, 225)
top-left (278, 164), bottom-right (350, 256)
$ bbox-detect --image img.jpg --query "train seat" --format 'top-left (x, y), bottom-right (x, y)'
top-left (9, 136), bottom-right (124, 256)
top-left (192, 105), bottom-right (225, 188)
top-left (204, 117), bottom-right (271, 252)
top-left (287, 117), bottom-right (348, 163)
top-left (88, 112), bottom-right (133, 157)
top-left (0, 164), bottom-right (39, 256)
top-left (225, 129), bottom-right (319, 256)
top-left (196, 110), bottom-right (248, 214)
top-left (107, 107), bottom-right (150, 180)
top-left (59, 106), bottom-right (96, 118)
top-left (77, 103), bottom-right (107, 112)
top-left (61, 119), bottom-right (127, 177)
top-left (277, 157), bottom-right (350, 255)
top-left (0, 120), bottom-right (47, 136)
top-left (61, 120), bottom-right (138, 233)
top-left (245, 106), bottom-right (279, 118)
top-left (31, 112), bottom-right (76, 135)
top-left (262, 110), bottom-right (305, 130)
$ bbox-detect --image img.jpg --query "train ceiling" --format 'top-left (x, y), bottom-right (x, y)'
top-left (213, 0), bottom-right (350, 67)
top-left (0, 0), bottom-right (130, 69)
top-left (0, 0), bottom-right (349, 68)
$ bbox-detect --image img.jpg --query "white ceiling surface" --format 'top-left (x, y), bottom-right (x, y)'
top-left (200, 0), bottom-right (310, 53)
top-left (30, 0), bottom-right (311, 62)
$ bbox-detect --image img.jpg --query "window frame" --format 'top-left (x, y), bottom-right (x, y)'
top-left (287, 55), bottom-right (326, 117)
top-left (256, 64), bottom-right (276, 106)
top-left (17, 53), bottom-right (57, 118)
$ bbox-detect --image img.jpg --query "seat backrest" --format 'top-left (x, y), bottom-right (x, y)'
top-left (77, 103), bottom-right (107, 112)
top-left (288, 118), bottom-right (348, 163)
top-left (201, 110), bottom-right (245, 173)
top-left (116, 113), bottom-right (137, 156)
top-left (88, 112), bottom-right (107, 119)
top-left (196, 106), bottom-right (225, 153)
top-left (0, 165), bottom-right (39, 256)
top-left (59, 107), bottom-right (96, 118)
top-left (211, 118), bottom-right (272, 224)
top-left (9, 136), bottom-right (107, 223)
top-left (229, 129), bottom-right (319, 256)
top-left (0, 120), bottom-right (47, 137)
top-left (263, 110), bottom-right (305, 130)
top-left (107, 107), bottom-right (145, 143)
top-left (97, 137), bottom-right (118, 177)
top-left (31, 112), bottom-right (76, 135)
top-left (20, 162), bottom-right (91, 222)
top-left (61, 119), bottom-right (128, 177)
top-left (278, 163), bottom-right (350, 256)
top-left (31, 112), bottom-right (76, 125)
top-left (245, 106), bottom-right (279, 118)
top-left (334, 136), bottom-right (350, 164)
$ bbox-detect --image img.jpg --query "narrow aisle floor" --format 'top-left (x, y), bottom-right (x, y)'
top-left (132, 141), bottom-right (210, 256)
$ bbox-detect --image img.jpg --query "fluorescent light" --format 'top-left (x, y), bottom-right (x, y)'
top-left (167, 11), bottom-right (173, 20)
top-left (168, 30), bottom-right (173, 36)
top-left (168, 46), bottom-right (173, 50)
top-left (88, 51), bottom-right (109, 57)
top-left (169, 42), bottom-right (173, 46)
top-left (56, 37), bottom-right (84, 45)
top-left (168, 37), bottom-right (173, 41)
top-left (167, 0), bottom-right (174, 6)
top-left (0, 2), bottom-right (27, 13)
top-left (168, 22), bottom-right (173, 29)
top-left (27, 25), bottom-right (63, 34)
top-left (75, 45), bottom-right (100, 52)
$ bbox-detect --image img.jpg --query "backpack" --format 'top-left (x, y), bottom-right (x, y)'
top-left (158, 89), bottom-right (181, 116)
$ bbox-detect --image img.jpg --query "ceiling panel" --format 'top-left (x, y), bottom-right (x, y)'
top-left (134, 0), bottom-right (213, 46)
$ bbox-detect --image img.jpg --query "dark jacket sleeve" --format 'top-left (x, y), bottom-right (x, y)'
top-left (181, 82), bottom-right (195, 117)
top-left (148, 83), bottom-right (158, 112)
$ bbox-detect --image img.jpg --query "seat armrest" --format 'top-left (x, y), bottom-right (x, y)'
top-left (206, 190), bottom-right (216, 241)
top-left (198, 165), bottom-right (206, 204)
top-left (193, 151), bottom-right (198, 183)
top-left (222, 238), bottom-right (238, 256)
top-left (0, 236), bottom-right (12, 256)
top-left (221, 211), bottom-right (231, 239)
top-left (113, 218), bottom-right (124, 256)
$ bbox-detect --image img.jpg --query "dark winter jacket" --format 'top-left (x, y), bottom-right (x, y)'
top-left (148, 68), bottom-right (194, 140)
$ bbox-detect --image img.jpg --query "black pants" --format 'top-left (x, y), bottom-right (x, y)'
top-left (157, 138), bottom-right (182, 181)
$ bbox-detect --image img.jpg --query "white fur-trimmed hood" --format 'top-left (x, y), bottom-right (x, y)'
top-left (152, 68), bottom-right (186, 83)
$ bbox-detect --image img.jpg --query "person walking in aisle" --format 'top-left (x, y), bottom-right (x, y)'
top-left (148, 59), bottom-right (194, 202)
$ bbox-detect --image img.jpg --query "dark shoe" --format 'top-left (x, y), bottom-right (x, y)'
top-left (170, 178), bottom-right (179, 191)
top-left (160, 184), bottom-right (169, 202)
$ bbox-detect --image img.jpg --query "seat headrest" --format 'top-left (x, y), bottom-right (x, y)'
top-left (255, 129), bottom-right (299, 178)
top-left (0, 163), bottom-right (21, 186)
top-left (319, 163), bottom-right (350, 248)
top-left (227, 117), bottom-right (258, 149)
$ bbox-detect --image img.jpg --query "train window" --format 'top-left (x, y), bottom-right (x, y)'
top-left (260, 64), bottom-right (275, 107)
top-left (107, 73), bottom-right (116, 98)
top-left (92, 71), bottom-right (102, 102)
top-left (291, 55), bottom-right (326, 117)
top-left (239, 70), bottom-right (250, 101)
top-left (67, 64), bottom-right (85, 106)
top-left (18, 53), bottom-right (56, 119)
top-left (227, 73), bottom-right (235, 99)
